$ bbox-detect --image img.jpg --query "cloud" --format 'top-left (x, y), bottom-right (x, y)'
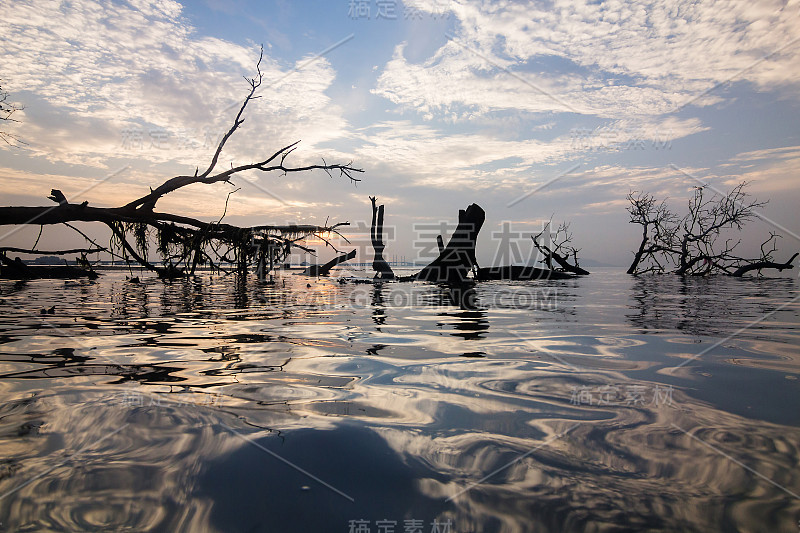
top-left (343, 116), bottom-right (707, 191)
top-left (713, 145), bottom-right (800, 197)
top-left (0, 0), bottom-right (349, 171)
top-left (729, 145), bottom-right (800, 163)
top-left (373, 0), bottom-right (800, 120)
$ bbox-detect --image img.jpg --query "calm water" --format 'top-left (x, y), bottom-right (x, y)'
top-left (0, 268), bottom-right (798, 532)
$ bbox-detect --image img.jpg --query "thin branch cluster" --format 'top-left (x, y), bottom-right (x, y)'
top-left (0, 79), bottom-right (24, 145)
top-left (532, 220), bottom-right (590, 275)
top-left (626, 183), bottom-right (797, 276)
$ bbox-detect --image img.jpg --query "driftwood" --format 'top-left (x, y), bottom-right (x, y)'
top-left (357, 201), bottom-right (576, 283)
top-left (475, 265), bottom-right (574, 281)
top-left (0, 47), bottom-right (361, 280)
top-left (369, 196), bottom-right (394, 279)
top-left (413, 204), bottom-right (484, 283)
top-left (0, 247), bottom-right (104, 255)
top-left (0, 265), bottom-right (98, 280)
top-left (302, 249), bottom-right (356, 276)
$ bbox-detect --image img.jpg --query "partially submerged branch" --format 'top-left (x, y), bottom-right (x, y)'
top-left (0, 47), bottom-right (359, 280)
top-left (0, 247), bottom-right (105, 255)
top-left (531, 220), bottom-right (589, 275)
top-left (302, 249), bottom-right (357, 277)
top-left (731, 253), bottom-right (798, 277)
top-left (0, 251), bottom-right (97, 279)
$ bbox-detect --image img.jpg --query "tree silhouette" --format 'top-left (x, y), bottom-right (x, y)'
top-left (627, 183), bottom-right (797, 276)
top-left (0, 49), bottom-right (361, 279)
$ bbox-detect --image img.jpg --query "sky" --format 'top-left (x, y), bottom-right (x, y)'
top-left (1, 0), bottom-right (799, 267)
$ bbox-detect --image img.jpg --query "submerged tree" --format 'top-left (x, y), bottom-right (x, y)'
top-left (0, 49), bottom-right (362, 279)
top-left (531, 219), bottom-right (589, 275)
top-left (626, 192), bottom-right (680, 275)
top-left (626, 183), bottom-right (797, 276)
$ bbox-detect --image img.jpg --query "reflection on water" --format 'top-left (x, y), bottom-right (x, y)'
top-left (0, 269), bottom-right (798, 532)
top-left (627, 274), bottom-right (798, 337)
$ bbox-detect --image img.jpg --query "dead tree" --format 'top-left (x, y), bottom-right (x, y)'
top-left (626, 192), bottom-right (680, 274)
top-left (356, 199), bottom-right (577, 283)
top-left (0, 47), bottom-right (362, 280)
top-left (531, 220), bottom-right (589, 275)
top-left (369, 196), bottom-right (394, 279)
top-left (360, 199), bottom-right (573, 282)
top-left (474, 218), bottom-right (578, 281)
top-left (626, 183), bottom-right (798, 276)
top-left (413, 204), bottom-right (485, 283)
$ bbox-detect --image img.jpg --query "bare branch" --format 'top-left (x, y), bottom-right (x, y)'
top-left (0, 48), bottom-right (360, 280)
top-left (627, 183), bottom-right (796, 276)
top-left (532, 218), bottom-right (589, 275)
top-left (0, 80), bottom-right (26, 146)
top-left (122, 46), bottom-right (361, 213)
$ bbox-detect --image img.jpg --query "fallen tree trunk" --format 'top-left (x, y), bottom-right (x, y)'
top-left (547, 250), bottom-right (589, 275)
top-left (0, 265), bottom-right (98, 280)
top-left (731, 252), bottom-right (798, 277)
top-left (0, 247), bottom-right (104, 255)
top-left (413, 204), bottom-right (485, 283)
top-left (302, 249), bottom-right (356, 276)
top-left (475, 265), bottom-right (574, 281)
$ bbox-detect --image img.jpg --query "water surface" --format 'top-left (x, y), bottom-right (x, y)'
top-left (0, 268), bottom-right (798, 532)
